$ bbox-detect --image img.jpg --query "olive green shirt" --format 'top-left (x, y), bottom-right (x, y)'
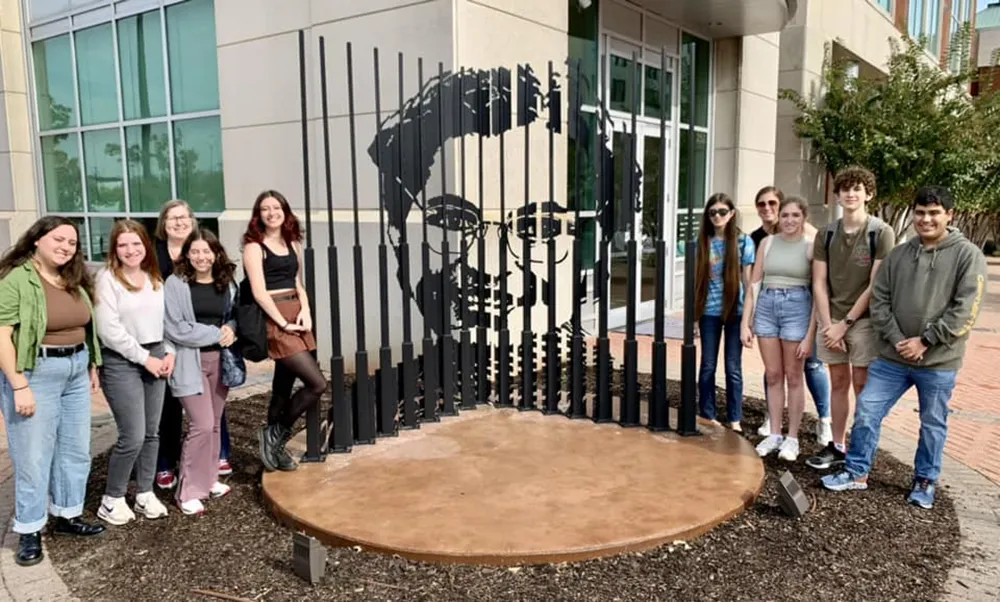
top-left (813, 216), bottom-right (896, 322)
top-left (0, 262), bottom-right (102, 372)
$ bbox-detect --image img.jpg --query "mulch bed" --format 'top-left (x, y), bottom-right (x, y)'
top-left (48, 379), bottom-right (960, 602)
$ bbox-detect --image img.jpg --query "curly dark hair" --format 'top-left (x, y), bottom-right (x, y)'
top-left (833, 166), bottom-right (877, 198)
top-left (241, 190), bottom-right (302, 247)
top-left (0, 216), bottom-right (93, 300)
top-left (175, 228), bottom-right (236, 293)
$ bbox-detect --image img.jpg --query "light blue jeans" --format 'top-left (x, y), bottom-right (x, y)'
top-left (0, 348), bottom-right (92, 534)
top-left (844, 358), bottom-right (957, 483)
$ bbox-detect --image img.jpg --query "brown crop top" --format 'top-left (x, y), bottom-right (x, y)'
top-left (40, 277), bottom-right (90, 346)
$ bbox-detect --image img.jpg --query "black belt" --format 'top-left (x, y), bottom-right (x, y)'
top-left (39, 343), bottom-right (85, 358)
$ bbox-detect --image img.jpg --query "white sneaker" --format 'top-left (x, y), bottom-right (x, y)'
top-left (757, 416), bottom-right (771, 437)
top-left (778, 437), bottom-right (800, 462)
top-left (730, 422), bottom-right (743, 433)
top-left (134, 492), bottom-right (168, 519)
top-left (179, 499), bottom-right (205, 515)
top-left (755, 434), bottom-right (784, 457)
top-left (209, 482), bottom-right (231, 499)
top-left (816, 419), bottom-right (833, 447)
top-left (98, 496), bottom-right (136, 526)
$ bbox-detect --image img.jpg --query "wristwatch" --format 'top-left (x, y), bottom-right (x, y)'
top-left (844, 317), bottom-right (855, 327)
top-left (920, 334), bottom-right (933, 348)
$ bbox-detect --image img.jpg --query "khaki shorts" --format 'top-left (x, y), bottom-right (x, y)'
top-left (816, 317), bottom-right (878, 367)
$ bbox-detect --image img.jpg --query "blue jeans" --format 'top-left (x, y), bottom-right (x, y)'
top-left (0, 348), bottom-right (92, 534)
top-left (698, 314), bottom-right (743, 423)
top-left (845, 359), bottom-right (956, 482)
top-left (763, 349), bottom-right (831, 419)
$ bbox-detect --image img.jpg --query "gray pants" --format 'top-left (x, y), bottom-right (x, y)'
top-left (101, 344), bottom-right (166, 498)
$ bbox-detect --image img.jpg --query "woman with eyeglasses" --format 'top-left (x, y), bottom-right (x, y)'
top-left (153, 200), bottom-right (233, 490)
top-left (694, 193), bottom-right (755, 431)
top-left (243, 190), bottom-right (326, 472)
top-left (742, 196), bottom-right (817, 462)
top-left (0, 217), bottom-right (105, 567)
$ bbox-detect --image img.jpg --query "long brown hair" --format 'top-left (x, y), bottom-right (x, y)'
top-left (106, 220), bottom-right (162, 292)
top-left (695, 193), bottom-right (742, 321)
top-left (0, 216), bottom-right (93, 300)
top-left (175, 228), bottom-right (236, 293)
top-left (241, 190), bottom-right (302, 247)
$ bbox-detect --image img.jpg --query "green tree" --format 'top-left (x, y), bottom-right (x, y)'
top-left (780, 28), bottom-right (1000, 246)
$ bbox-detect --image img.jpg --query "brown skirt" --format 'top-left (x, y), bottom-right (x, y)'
top-left (266, 293), bottom-right (317, 360)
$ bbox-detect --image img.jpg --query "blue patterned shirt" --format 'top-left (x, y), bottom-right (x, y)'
top-left (703, 233), bottom-right (755, 317)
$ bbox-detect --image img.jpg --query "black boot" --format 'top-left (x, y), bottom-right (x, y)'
top-left (50, 517), bottom-right (105, 537)
top-left (16, 532), bottom-right (43, 567)
top-left (259, 423), bottom-right (293, 472)
top-left (273, 426), bottom-right (299, 472)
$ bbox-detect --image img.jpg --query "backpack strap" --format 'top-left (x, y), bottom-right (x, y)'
top-left (866, 220), bottom-right (879, 275)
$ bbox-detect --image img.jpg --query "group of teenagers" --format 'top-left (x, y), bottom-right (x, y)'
top-left (695, 166), bottom-right (987, 511)
top-left (0, 191), bottom-right (327, 567)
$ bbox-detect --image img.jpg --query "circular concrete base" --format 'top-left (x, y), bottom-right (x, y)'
top-left (262, 409), bottom-right (764, 565)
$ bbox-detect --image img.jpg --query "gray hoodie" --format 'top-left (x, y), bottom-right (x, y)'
top-left (870, 227), bottom-right (987, 370)
top-left (163, 275), bottom-right (237, 398)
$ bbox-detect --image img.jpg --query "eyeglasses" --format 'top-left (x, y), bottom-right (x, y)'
top-left (707, 208), bottom-right (731, 218)
top-left (166, 215), bottom-right (192, 223)
top-left (756, 200), bottom-right (778, 208)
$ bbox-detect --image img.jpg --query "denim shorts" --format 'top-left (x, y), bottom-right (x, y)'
top-left (753, 286), bottom-right (812, 342)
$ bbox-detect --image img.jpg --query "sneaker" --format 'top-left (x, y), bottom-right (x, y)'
top-left (218, 459), bottom-right (233, 476)
top-left (816, 419), bottom-right (833, 447)
top-left (97, 496), bottom-right (136, 526)
top-left (907, 478), bottom-right (936, 509)
top-left (155, 470), bottom-right (177, 490)
top-left (755, 434), bottom-right (784, 457)
top-left (729, 422), bottom-right (743, 433)
top-left (178, 499), bottom-right (205, 515)
top-left (757, 416), bottom-right (771, 437)
top-left (821, 470), bottom-right (868, 492)
top-left (209, 482), bottom-right (231, 499)
top-left (778, 437), bottom-right (800, 462)
top-left (806, 442), bottom-right (846, 471)
top-left (134, 492), bottom-right (169, 520)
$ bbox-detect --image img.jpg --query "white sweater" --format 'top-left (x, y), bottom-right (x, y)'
top-left (94, 268), bottom-right (166, 365)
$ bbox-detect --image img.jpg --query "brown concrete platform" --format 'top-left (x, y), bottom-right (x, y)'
top-left (262, 408), bottom-right (764, 566)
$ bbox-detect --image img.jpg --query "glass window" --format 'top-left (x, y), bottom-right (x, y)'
top-left (927, 0), bottom-right (941, 55)
top-left (32, 35), bottom-right (76, 131)
top-left (126, 123), bottom-right (172, 212)
top-left (680, 34), bottom-right (710, 128)
top-left (40, 133), bottom-right (82, 212)
top-left (909, 0), bottom-right (926, 37)
top-left (166, 0), bottom-right (220, 113)
top-left (75, 24), bottom-right (119, 126)
top-left (174, 116), bottom-right (224, 212)
top-left (28, 0), bottom-right (97, 23)
top-left (644, 64), bottom-right (671, 120)
top-left (118, 11), bottom-right (167, 120)
top-left (88, 216), bottom-right (119, 262)
top-left (678, 130), bottom-right (707, 209)
top-left (876, 0), bottom-right (892, 13)
top-left (675, 211), bottom-right (700, 258)
top-left (83, 128), bottom-right (124, 212)
top-left (609, 55), bottom-right (637, 113)
top-left (568, 0), bottom-right (599, 107)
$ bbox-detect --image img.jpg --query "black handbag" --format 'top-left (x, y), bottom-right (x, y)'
top-left (236, 277), bottom-right (269, 362)
top-left (221, 286), bottom-right (248, 387)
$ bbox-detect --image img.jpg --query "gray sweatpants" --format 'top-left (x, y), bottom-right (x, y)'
top-left (101, 343), bottom-right (167, 498)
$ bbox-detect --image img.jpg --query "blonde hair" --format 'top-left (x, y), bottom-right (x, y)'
top-left (155, 200), bottom-right (197, 241)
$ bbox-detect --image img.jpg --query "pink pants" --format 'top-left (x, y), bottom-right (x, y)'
top-left (177, 351), bottom-right (228, 504)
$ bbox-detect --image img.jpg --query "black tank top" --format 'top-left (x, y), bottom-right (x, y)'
top-left (261, 243), bottom-right (298, 290)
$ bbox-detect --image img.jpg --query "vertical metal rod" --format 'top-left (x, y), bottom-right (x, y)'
top-left (648, 48), bottom-right (670, 432)
top-left (621, 52), bottom-right (640, 428)
top-left (374, 48), bottom-right (399, 437)
top-left (438, 62), bottom-right (457, 416)
top-left (397, 52), bottom-right (419, 430)
top-left (519, 65), bottom-right (536, 412)
top-left (496, 67), bottom-right (513, 408)
top-left (679, 41), bottom-right (700, 437)
top-left (568, 59), bottom-right (587, 419)
top-left (594, 52), bottom-right (612, 424)
top-left (475, 70), bottom-right (491, 405)
top-left (458, 68), bottom-right (477, 411)
top-left (346, 42), bottom-right (376, 444)
top-left (320, 36), bottom-right (352, 453)
top-left (298, 30), bottom-right (324, 461)
top-left (542, 61), bottom-right (560, 415)
top-left (418, 58), bottom-right (440, 423)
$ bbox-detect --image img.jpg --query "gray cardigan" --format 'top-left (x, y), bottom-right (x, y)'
top-left (163, 275), bottom-right (237, 398)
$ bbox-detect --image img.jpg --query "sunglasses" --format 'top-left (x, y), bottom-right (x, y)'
top-left (707, 208), bottom-right (731, 218)
top-left (756, 200), bottom-right (778, 208)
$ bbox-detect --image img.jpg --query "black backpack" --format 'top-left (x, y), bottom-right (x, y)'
top-left (235, 276), bottom-right (269, 362)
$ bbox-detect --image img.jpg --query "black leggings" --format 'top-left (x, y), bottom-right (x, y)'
top-left (268, 351), bottom-right (326, 429)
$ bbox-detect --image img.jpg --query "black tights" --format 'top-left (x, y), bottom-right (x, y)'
top-left (268, 351), bottom-right (327, 429)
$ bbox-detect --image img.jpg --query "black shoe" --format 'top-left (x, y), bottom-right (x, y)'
top-left (806, 442), bottom-right (847, 470)
top-left (50, 517), bottom-right (106, 537)
top-left (15, 532), bottom-right (43, 567)
top-left (259, 423), bottom-right (296, 472)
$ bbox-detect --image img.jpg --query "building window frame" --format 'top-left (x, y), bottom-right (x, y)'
top-left (24, 0), bottom-right (222, 261)
top-left (909, 0), bottom-right (944, 56)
